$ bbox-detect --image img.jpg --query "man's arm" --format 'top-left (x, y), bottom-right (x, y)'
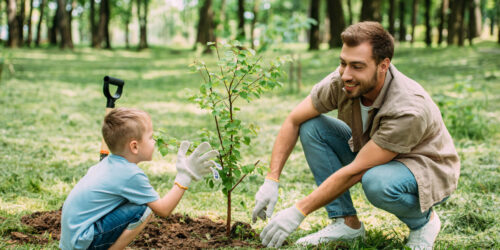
top-left (147, 185), bottom-right (185, 217)
top-left (267, 95), bottom-right (321, 180)
top-left (296, 140), bottom-right (397, 215)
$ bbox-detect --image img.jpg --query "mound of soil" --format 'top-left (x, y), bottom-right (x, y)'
top-left (9, 210), bottom-right (260, 249)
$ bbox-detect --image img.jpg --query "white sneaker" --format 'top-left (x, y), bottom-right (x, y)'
top-left (296, 218), bottom-right (365, 246)
top-left (406, 211), bottom-right (441, 250)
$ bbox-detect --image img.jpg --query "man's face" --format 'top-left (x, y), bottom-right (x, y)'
top-left (339, 42), bottom-right (381, 100)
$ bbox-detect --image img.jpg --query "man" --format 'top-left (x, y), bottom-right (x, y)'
top-left (252, 22), bottom-right (460, 249)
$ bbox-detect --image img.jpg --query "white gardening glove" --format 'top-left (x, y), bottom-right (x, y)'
top-left (174, 141), bottom-right (219, 188)
top-left (252, 178), bottom-right (279, 223)
top-left (260, 205), bottom-right (306, 248)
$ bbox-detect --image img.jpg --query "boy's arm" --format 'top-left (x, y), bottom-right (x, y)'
top-left (147, 185), bottom-right (185, 217)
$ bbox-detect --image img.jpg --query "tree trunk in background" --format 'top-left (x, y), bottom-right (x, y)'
top-left (56, 0), bottom-right (73, 48)
top-left (124, 0), bottom-right (133, 49)
top-left (388, 0), bottom-right (396, 36)
top-left (250, 0), bottom-right (259, 49)
top-left (361, 0), bottom-right (382, 22)
top-left (468, 0), bottom-right (481, 37)
top-left (18, 0), bottom-right (25, 46)
top-left (346, 0), bottom-right (353, 25)
top-left (49, 10), bottom-right (58, 45)
top-left (457, 0), bottom-right (466, 46)
top-left (447, 0), bottom-right (458, 45)
top-left (498, 0), bottom-right (500, 44)
top-left (437, 0), bottom-right (448, 45)
top-left (399, 0), bottom-right (406, 42)
top-left (410, 0), bottom-right (418, 43)
top-left (137, 0), bottom-right (149, 50)
top-left (424, 0), bottom-right (431, 46)
top-left (327, 0), bottom-right (345, 48)
top-left (216, 0), bottom-right (226, 38)
top-left (237, 0), bottom-right (245, 40)
top-left (35, 0), bottom-right (45, 46)
top-left (308, 0), bottom-right (320, 50)
top-left (26, 0), bottom-right (34, 46)
top-left (6, 0), bottom-right (20, 47)
top-left (90, 0), bottom-right (98, 47)
top-left (96, 0), bottom-right (110, 48)
top-left (195, 0), bottom-right (215, 53)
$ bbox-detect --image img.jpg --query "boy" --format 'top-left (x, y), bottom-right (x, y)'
top-left (60, 107), bottom-right (218, 249)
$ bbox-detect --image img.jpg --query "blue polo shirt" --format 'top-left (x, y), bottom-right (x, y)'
top-left (60, 154), bottom-right (159, 249)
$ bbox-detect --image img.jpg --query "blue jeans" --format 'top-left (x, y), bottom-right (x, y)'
top-left (88, 203), bottom-right (149, 250)
top-left (299, 115), bottom-right (432, 230)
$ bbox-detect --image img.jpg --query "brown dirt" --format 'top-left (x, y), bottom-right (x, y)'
top-left (9, 210), bottom-right (261, 249)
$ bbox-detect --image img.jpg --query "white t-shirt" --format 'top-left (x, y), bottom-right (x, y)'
top-left (360, 99), bottom-right (373, 133)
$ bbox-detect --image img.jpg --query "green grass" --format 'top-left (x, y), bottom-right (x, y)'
top-left (1, 41), bottom-right (499, 249)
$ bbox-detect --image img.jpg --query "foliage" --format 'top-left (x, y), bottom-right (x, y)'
top-left (258, 12), bottom-right (317, 52)
top-left (434, 82), bottom-right (495, 141)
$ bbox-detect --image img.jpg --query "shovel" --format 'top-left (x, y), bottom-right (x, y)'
top-left (100, 76), bottom-right (125, 161)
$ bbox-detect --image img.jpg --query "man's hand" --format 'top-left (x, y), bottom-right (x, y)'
top-left (260, 205), bottom-right (305, 247)
top-left (174, 141), bottom-right (219, 188)
top-left (252, 178), bottom-right (279, 223)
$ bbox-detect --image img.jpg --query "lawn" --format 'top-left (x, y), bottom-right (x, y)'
top-left (0, 41), bottom-right (499, 249)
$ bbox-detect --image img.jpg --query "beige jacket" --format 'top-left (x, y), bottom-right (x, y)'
top-left (310, 64), bottom-right (460, 212)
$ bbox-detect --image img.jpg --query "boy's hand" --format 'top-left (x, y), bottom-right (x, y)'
top-left (174, 141), bottom-right (219, 188)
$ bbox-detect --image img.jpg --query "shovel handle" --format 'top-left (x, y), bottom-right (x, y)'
top-left (103, 76), bottom-right (124, 108)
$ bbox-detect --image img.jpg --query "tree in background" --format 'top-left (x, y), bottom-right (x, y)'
top-left (327, 0), bottom-right (345, 48)
top-left (437, 0), bottom-right (448, 45)
top-left (95, 0), bottom-right (111, 48)
top-left (6, 0), bottom-right (21, 47)
top-left (388, 0), bottom-right (396, 36)
top-left (137, 0), bottom-right (150, 50)
top-left (26, 0), bottom-right (34, 46)
top-left (237, 0), bottom-right (245, 41)
top-left (308, 0), bottom-right (320, 50)
top-left (361, 0), bottom-right (382, 22)
top-left (410, 0), bottom-right (419, 44)
top-left (56, 0), bottom-right (74, 48)
top-left (195, 0), bottom-right (216, 53)
top-left (250, 0), bottom-right (260, 49)
top-left (399, 0), bottom-right (406, 42)
top-left (424, 0), bottom-right (431, 46)
top-left (18, 0), bottom-right (25, 46)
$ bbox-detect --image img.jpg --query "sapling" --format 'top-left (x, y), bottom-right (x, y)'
top-left (157, 40), bottom-right (287, 236)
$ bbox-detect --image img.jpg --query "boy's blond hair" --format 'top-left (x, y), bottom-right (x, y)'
top-left (102, 107), bottom-right (151, 154)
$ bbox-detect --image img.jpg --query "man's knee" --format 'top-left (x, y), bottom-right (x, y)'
top-left (299, 116), bottom-right (324, 142)
top-left (362, 168), bottom-right (396, 209)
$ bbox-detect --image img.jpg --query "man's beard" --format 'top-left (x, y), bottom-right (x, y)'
top-left (343, 70), bottom-right (378, 99)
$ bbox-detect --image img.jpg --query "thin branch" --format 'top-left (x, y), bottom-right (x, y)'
top-left (215, 44), bottom-right (225, 77)
top-left (198, 69), bottom-right (208, 83)
top-left (229, 160), bottom-right (260, 193)
top-left (233, 56), bottom-right (262, 91)
top-left (203, 64), bottom-right (212, 84)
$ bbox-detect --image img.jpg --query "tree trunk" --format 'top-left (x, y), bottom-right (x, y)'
top-left (468, 0), bottom-right (481, 38)
top-left (49, 9), bottom-right (58, 45)
top-left (216, 0), bottom-right (227, 39)
top-left (399, 0), bottom-right (406, 42)
top-left (137, 0), bottom-right (148, 50)
top-left (250, 0), bottom-right (259, 49)
top-left (195, 0), bottom-right (215, 53)
top-left (18, 0), bottom-right (25, 46)
top-left (361, 0), bottom-right (382, 22)
top-left (95, 0), bottom-right (110, 48)
top-left (6, 0), bottom-right (20, 47)
top-left (447, 0), bottom-right (458, 45)
top-left (124, 0), bottom-right (133, 49)
top-left (308, 0), bottom-right (320, 50)
top-left (498, 0), bottom-right (500, 44)
top-left (346, 0), bottom-right (353, 25)
top-left (26, 0), bottom-right (34, 46)
top-left (437, 0), bottom-right (448, 45)
top-left (388, 0), bottom-right (396, 36)
top-left (90, 0), bottom-right (98, 47)
top-left (56, 0), bottom-right (73, 48)
top-left (327, 0), bottom-right (345, 48)
top-left (237, 0), bottom-right (245, 41)
top-left (410, 0), bottom-right (418, 43)
top-left (424, 0), bottom-right (431, 46)
top-left (457, 0), bottom-right (466, 46)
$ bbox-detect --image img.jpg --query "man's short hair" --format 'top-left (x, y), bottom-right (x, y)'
top-left (341, 21), bottom-right (394, 64)
top-left (102, 107), bottom-right (150, 154)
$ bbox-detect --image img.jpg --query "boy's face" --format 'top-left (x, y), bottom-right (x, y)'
top-left (137, 118), bottom-right (155, 162)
